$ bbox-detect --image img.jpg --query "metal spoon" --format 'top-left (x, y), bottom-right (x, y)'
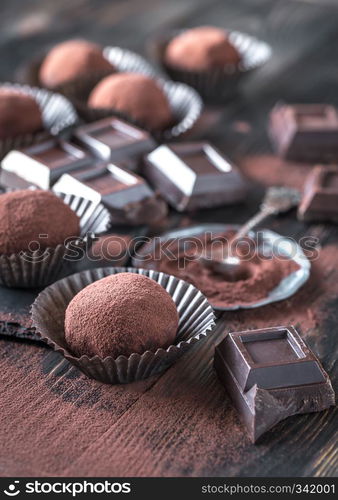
top-left (199, 186), bottom-right (301, 281)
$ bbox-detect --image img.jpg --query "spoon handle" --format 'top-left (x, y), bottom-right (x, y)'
top-left (234, 205), bottom-right (276, 241)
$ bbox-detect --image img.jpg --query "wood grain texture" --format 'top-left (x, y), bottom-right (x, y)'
top-left (0, 0), bottom-right (337, 478)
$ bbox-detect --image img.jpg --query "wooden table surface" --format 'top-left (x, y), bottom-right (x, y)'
top-left (0, 0), bottom-right (337, 477)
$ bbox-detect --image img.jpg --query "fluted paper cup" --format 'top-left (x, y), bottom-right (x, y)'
top-left (148, 30), bottom-right (272, 103)
top-left (0, 192), bottom-right (111, 288)
top-left (0, 82), bottom-right (79, 159)
top-left (31, 267), bottom-right (216, 384)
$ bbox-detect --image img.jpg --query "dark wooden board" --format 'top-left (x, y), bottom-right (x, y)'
top-left (0, 0), bottom-right (337, 478)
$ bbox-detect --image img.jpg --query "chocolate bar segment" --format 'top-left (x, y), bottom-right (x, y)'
top-left (269, 103), bottom-right (338, 162)
top-left (143, 142), bottom-right (248, 212)
top-left (74, 117), bottom-right (156, 171)
top-left (0, 139), bottom-right (92, 189)
top-left (53, 162), bottom-right (167, 225)
top-left (298, 165), bottom-right (338, 222)
top-left (214, 326), bottom-right (335, 442)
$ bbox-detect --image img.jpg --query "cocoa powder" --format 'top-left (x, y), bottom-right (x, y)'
top-left (138, 232), bottom-right (300, 308)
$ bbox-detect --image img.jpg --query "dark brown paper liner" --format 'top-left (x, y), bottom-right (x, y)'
top-left (148, 30), bottom-right (272, 103)
top-left (0, 82), bottom-right (79, 159)
top-left (0, 192), bottom-right (111, 288)
top-left (31, 267), bottom-right (216, 384)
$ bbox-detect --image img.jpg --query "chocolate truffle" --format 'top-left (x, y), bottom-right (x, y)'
top-left (39, 39), bottom-right (115, 88)
top-left (0, 89), bottom-right (42, 139)
top-left (165, 26), bottom-right (241, 71)
top-left (64, 272), bottom-right (179, 358)
top-left (88, 73), bottom-right (172, 130)
top-left (0, 190), bottom-right (80, 255)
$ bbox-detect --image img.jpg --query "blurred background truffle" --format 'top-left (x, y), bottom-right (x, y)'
top-left (39, 39), bottom-right (115, 88)
top-left (88, 72), bottom-right (173, 130)
top-left (165, 26), bottom-right (241, 70)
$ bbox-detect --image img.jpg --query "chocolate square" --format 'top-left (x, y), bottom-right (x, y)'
top-left (214, 326), bottom-right (335, 442)
top-left (53, 162), bottom-right (167, 225)
top-left (269, 103), bottom-right (338, 162)
top-left (74, 117), bottom-right (156, 170)
top-left (1, 139), bottom-right (92, 190)
top-left (143, 142), bottom-right (248, 211)
top-left (298, 165), bottom-right (338, 222)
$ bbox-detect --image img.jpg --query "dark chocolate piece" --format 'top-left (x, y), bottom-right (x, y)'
top-left (53, 162), bottom-right (167, 225)
top-left (143, 142), bottom-right (248, 212)
top-left (214, 326), bottom-right (335, 442)
top-left (0, 321), bottom-right (45, 346)
top-left (1, 139), bottom-right (92, 190)
top-left (269, 103), bottom-right (338, 162)
top-left (298, 165), bottom-right (338, 222)
top-left (74, 117), bottom-right (156, 170)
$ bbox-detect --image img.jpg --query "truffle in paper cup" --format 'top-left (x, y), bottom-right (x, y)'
top-left (148, 30), bottom-right (272, 103)
top-left (0, 192), bottom-right (111, 288)
top-left (16, 44), bottom-right (116, 104)
top-left (82, 46), bottom-right (203, 141)
top-left (31, 267), bottom-right (216, 384)
top-left (0, 82), bottom-right (79, 159)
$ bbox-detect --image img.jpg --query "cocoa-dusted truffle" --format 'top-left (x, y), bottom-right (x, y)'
top-left (165, 26), bottom-right (241, 71)
top-left (88, 73), bottom-right (172, 131)
top-left (0, 89), bottom-right (42, 139)
top-left (39, 39), bottom-right (115, 88)
top-left (0, 190), bottom-right (80, 255)
top-left (64, 272), bottom-right (179, 358)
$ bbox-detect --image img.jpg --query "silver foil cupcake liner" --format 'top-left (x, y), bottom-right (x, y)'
top-left (79, 46), bottom-right (203, 141)
top-left (0, 82), bottom-right (79, 159)
top-left (148, 30), bottom-right (272, 103)
top-left (31, 267), bottom-right (216, 384)
top-left (0, 192), bottom-right (111, 288)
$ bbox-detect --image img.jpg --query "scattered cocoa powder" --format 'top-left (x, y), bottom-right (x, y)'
top-left (0, 190), bottom-right (80, 254)
top-left (64, 272), bottom-right (179, 358)
top-left (0, 246), bottom-right (336, 477)
top-left (239, 154), bottom-right (313, 190)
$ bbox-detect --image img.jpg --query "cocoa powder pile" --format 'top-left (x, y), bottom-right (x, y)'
top-left (65, 272), bottom-right (179, 358)
top-left (139, 231), bottom-right (300, 308)
top-left (0, 190), bottom-right (80, 254)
